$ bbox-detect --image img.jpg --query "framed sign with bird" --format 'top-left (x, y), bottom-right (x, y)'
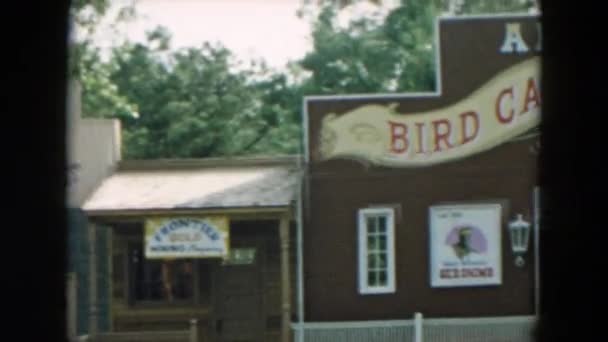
top-left (429, 203), bottom-right (502, 288)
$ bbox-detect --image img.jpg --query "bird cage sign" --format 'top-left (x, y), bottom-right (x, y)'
top-left (429, 204), bottom-right (502, 288)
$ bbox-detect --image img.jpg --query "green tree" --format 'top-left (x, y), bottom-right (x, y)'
top-left (70, 0), bottom-right (112, 32)
top-left (297, 0), bottom-right (536, 95)
top-left (242, 70), bottom-right (304, 155)
top-left (77, 42), bottom-right (139, 120)
top-left (297, 1), bottom-right (443, 95)
top-left (107, 29), bottom-right (295, 159)
top-left (69, 0), bottom-right (136, 75)
top-left (72, 0), bottom-right (537, 159)
top-left (69, 0), bottom-right (139, 120)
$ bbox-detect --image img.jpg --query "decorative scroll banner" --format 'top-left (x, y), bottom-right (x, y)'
top-left (317, 57), bottom-right (540, 167)
top-left (145, 216), bottom-right (230, 259)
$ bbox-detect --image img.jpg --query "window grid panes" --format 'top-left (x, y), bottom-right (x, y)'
top-left (358, 208), bottom-right (395, 294)
top-left (367, 215), bottom-right (389, 287)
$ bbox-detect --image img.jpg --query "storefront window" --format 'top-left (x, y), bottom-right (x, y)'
top-left (358, 208), bottom-right (396, 294)
top-left (129, 243), bottom-right (194, 303)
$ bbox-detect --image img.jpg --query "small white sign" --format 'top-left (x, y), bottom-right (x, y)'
top-left (429, 204), bottom-right (502, 287)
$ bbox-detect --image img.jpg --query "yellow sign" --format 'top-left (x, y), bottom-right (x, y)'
top-left (145, 216), bottom-right (230, 259)
top-left (317, 57), bottom-right (540, 167)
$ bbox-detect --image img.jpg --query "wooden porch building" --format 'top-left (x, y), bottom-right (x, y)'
top-left (81, 156), bottom-right (300, 342)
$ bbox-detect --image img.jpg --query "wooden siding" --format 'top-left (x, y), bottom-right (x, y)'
top-left (304, 139), bottom-right (538, 321)
top-left (109, 219), bottom-right (297, 341)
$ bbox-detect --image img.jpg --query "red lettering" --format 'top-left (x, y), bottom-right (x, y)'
top-left (496, 87), bottom-right (514, 124)
top-left (415, 122), bottom-right (426, 154)
top-left (459, 111), bottom-right (479, 145)
top-left (521, 77), bottom-right (541, 114)
top-left (433, 119), bottom-right (453, 152)
top-left (440, 269), bottom-right (462, 278)
top-left (458, 268), bottom-right (494, 278)
top-left (389, 121), bottom-right (409, 153)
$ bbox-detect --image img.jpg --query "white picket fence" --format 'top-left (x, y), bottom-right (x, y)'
top-left (292, 314), bottom-right (536, 342)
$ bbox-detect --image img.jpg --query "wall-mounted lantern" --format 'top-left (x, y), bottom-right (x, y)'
top-left (508, 214), bottom-right (531, 267)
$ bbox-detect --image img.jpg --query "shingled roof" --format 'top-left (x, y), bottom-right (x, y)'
top-left (82, 156), bottom-right (301, 213)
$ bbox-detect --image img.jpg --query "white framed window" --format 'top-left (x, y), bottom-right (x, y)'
top-left (357, 207), bottom-right (396, 294)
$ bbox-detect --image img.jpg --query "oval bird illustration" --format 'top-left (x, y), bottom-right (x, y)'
top-left (445, 226), bottom-right (487, 262)
top-left (452, 227), bottom-right (477, 260)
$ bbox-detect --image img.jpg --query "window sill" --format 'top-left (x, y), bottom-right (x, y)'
top-left (114, 305), bottom-right (212, 320)
top-left (128, 300), bottom-right (210, 310)
top-left (359, 288), bottom-right (396, 295)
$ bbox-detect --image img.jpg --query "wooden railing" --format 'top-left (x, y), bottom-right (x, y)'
top-left (73, 319), bottom-right (199, 342)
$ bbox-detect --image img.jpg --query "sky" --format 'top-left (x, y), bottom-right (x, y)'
top-left (88, 0), bottom-right (398, 69)
top-left (89, 0), bottom-right (312, 69)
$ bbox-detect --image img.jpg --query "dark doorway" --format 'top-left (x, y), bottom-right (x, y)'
top-left (212, 236), bottom-right (266, 342)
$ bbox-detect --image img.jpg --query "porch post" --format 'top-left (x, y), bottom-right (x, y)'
top-left (88, 220), bottom-right (99, 336)
top-left (279, 214), bottom-right (291, 342)
top-left (189, 319), bottom-right (199, 342)
top-left (534, 186), bottom-right (541, 316)
top-left (66, 272), bottom-right (77, 339)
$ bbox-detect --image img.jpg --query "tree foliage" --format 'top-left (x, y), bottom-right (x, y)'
top-left (73, 0), bottom-right (536, 159)
top-left (103, 29), bottom-right (301, 159)
top-left (299, 2), bottom-right (438, 94)
top-left (70, 0), bottom-right (140, 121)
top-left (71, 0), bottom-right (111, 29)
top-left (298, 0), bottom-right (535, 95)
top-left (77, 42), bottom-right (139, 121)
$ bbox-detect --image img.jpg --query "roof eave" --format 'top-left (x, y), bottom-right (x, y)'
top-left (84, 205), bottom-right (294, 219)
top-left (117, 155), bottom-right (303, 171)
